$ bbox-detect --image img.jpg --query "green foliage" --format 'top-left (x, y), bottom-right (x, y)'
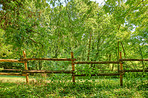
top-left (0, 0), bottom-right (147, 70)
top-left (0, 29), bottom-right (12, 58)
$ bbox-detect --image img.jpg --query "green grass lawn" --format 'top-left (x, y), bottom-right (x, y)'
top-left (0, 75), bottom-right (147, 98)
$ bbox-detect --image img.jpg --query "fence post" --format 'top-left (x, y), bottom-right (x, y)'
top-left (119, 52), bottom-right (123, 86)
top-left (71, 52), bottom-right (75, 83)
top-left (118, 41), bottom-right (120, 73)
top-left (23, 51), bottom-right (29, 84)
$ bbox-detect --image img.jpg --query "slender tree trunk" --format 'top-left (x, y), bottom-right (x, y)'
top-left (121, 42), bottom-right (126, 58)
top-left (91, 41), bottom-right (95, 69)
top-left (139, 46), bottom-right (145, 70)
top-left (38, 61), bottom-right (41, 70)
top-left (95, 34), bottom-right (101, 61)
top-left (108, 54), bottom-right (111, 69)
top-left (87, 32), bottom-right (92, 61)
top-left (112, 64), bottom-right (114, 71)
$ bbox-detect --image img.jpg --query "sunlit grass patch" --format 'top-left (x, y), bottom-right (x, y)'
top-left (0, 76), bottom-right (147, 97)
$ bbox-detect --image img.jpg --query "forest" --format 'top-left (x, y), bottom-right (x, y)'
top-left (0, 0), bottom-right (148, 97)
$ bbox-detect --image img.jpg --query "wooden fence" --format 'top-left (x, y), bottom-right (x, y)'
top-left (0, 51), bottom-right (148, 86)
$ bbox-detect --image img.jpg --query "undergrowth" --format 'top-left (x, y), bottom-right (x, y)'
top-left (0, 76), bottom-right (147, 98)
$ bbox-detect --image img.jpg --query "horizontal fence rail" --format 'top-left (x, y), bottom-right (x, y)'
top-left (75, 73), bottom-right (120, 76)
top-left (74, 61), bottom-right (119, 64)
top-left (0, 72), bottom-right (27, 76)
top-left (0, 69), bottom-right (22, 72)
top-left (1, 69), bottom-right (147, 73)
top-left (21, 58), bottom-right (76, 61)
top-left (122, 69), bottom-right (148, 72)
top-left (119, 59), bottom-right (148, 61)
top-left (22, 70), bottom-right (72, 73)
top-left (0, 59), bottom-right (25, 63)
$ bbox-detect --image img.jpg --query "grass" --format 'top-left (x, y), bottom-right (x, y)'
top-left (0, 75), bottom-right (148, 98)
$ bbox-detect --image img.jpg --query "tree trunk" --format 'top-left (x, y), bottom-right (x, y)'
top-left (87, 32), bottom-right (92, 61)
top-left (108, 54), bottom-right (111, 69)
top-left (38, 61), bottom-right (42, 70)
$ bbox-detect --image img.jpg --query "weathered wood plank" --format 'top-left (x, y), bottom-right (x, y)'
top-left (71, 52), bottom-right (75, 83)
top-left (0, 69), bottom-right (22, 72)
top-left (0, 72), bottom-right (27, 76)
top-left (21, 58), bottom-right (76, 61)
top-left (23, 51), bottom-right (29, 84)
top-left (75, 73), bottom-right (120, 76)
top-left (119, 52), bottom-right (123, 86)
top-left (119, 59), bottom-right (148, 61)
top-left (74, 61), bottom-right (119, 64)
top-left (0, 59), bottom-right (25, 63)
top-left (123, 69), bottom-right (148, 72)
top-left (22, 70), bottom-right (72, 73)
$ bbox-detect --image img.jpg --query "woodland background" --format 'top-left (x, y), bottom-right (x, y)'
top-left (0, 0), bottom-right (147, 72)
